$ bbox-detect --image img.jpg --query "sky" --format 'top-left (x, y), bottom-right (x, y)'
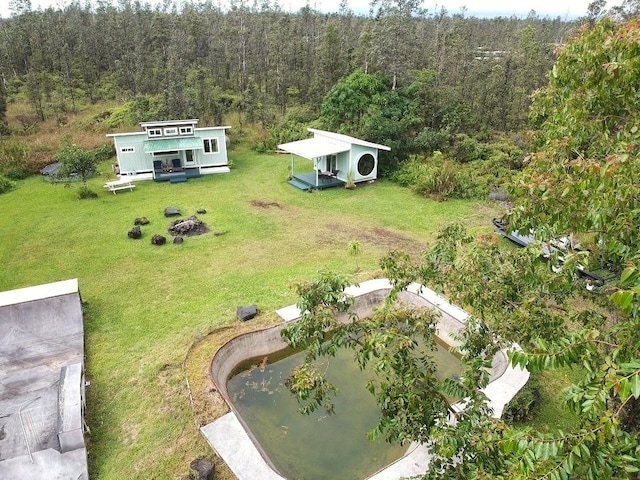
top-left (0, 0), bottom-right (598, 19)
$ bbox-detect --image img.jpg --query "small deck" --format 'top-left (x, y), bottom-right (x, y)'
top-left (287, 172), bottom-right (344, 191)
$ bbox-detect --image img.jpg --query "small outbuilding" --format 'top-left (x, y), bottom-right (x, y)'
top-left (279, 128), bottom-right (391, 191)
top-left (107, 119), bottom-right (230, 183)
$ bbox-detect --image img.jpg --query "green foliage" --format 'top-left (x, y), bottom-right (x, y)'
top-left (319, 71), bottom-right (416, 173)
top-left (518, 18), bottom-right (640, 270)
top-left (256, 106), bottom-right (316, 152)
top-left (55, 141), bottom-right (100, 198)
top-left (320, 70), bottom-right (389, 131)
top-left (413, 127), bottom-right (450, 154)
top-left (347, 239), bottom-right (362, 271)
top-left (281, 271), bottom-right (455, 445)
top-left (503, 373), bottom-right (541, 423)
top-left (391, 154), bottom-right (473, 200)
top-left (0, 175), bottom-right (15, 194)
top-left (449, 134), bottom-right (486, 163)
top-left (92, 142), bottom-right (115, 163)
top-left (0, 141), bottom-right (30, 179)
top-left (102, 96), bottom-right (167, 129)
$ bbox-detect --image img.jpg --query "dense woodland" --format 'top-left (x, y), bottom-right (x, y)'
top-left (0, 0), bottom-right (571, 126)
top-left (0, 0), bottom-right (578, 182)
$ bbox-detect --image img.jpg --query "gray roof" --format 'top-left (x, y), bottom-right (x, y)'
top-left (0, 279), bottom-right (88, 480)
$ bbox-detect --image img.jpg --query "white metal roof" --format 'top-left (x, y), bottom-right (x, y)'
top-left (308, 128), bottom-right (391, 151)
top-left (278, 137), bottom-right (350, 159)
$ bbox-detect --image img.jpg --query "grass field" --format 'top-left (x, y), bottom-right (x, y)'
top-left (0, 141), bottom-right (503, 479)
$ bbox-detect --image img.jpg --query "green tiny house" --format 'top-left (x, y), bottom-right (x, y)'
top-left (279, 128), bottom-right (391, 191)
top-left (107, 119), bottom-right (230, 182)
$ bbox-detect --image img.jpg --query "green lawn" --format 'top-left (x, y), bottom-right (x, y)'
top-left (1, 145), bottom-right (498, 479)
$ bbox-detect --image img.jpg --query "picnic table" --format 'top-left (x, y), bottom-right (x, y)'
top-left (104, 178), bottom-right (135, 194)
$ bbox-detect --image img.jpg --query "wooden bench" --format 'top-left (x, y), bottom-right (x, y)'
top-left (104, 179), bottom-right (135, 194)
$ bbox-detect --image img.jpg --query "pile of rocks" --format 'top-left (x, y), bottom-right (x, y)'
top-left (168, 216), bottom-right (209, 237)
top-left (126, 207), bottom-right (215, 245)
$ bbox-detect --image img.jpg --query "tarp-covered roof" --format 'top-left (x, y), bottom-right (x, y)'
top-left (278, 138), bottom-right (350, 160)
top-left (0, 279), bottom-right (88, 479)
top-left (143, 137), bottom-right (204, 153)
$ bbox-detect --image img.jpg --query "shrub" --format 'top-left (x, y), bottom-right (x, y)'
top-left (414, 127), bottom-right (451, 155)
top-left (392, 155), bottom-right (473, 201)
top-left (77, 185), bottom-right (98, 199)
top-left (0, 141), bottom-right (30, 179)
top-left (0, 175), bottom-right (14, 194)
top-left (92, 142), bottom-right (115, 162)
top-left (255, 106), bottom-right (315, 152)
top-left (449, 134), bottom-right (486, 163)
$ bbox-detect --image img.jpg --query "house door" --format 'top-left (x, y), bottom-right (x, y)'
top-left (185, 150), bottom-right (195, 166)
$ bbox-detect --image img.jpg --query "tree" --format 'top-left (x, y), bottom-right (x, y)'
top-left (55, 141), bottom-right (100, 198)
top-left (520, 18), bottom-right (640, 270)
top-left (320, 70), bottom-right (416, 173)
top-left (282, 18), bottom-right (640, 480)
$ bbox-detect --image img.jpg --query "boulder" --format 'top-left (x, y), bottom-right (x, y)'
top-left (237, 305), bottom-right (258, 322)
top-left (189, 458), bottom-right (215, 480)
top-left (174, 236), bottom-right (184, 244)
top-left (128, 225), bottom-right (142, 239)
top-left (134, 217), bottom-right (150, 225)
top-left (164, 206), bottom-right (181, 217)
top-left (197, 208), bottom-right (207, 214)
top-left (151, 234), bottom-right (166, 245)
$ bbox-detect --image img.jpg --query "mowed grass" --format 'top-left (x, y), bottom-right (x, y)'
top-left (0, 144), bottom-right (499, 479)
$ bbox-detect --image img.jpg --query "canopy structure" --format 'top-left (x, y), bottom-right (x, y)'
top-left (143, 137), bottom-right (204, 153)
top-left (278, 138), bottom-right (350, 159)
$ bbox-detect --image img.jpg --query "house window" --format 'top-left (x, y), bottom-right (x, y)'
top-left (179, 126), bottom-right (193, 135)
top-left (148, 128), bottom-right (162, 137)
top-left (357, 153), bottom-right (376, 176)
top-left (163, 127), bottom-right (178, 136)
top-left (120, 147), bottom-right (135, 153)
top-left (203, 138), bottom-right (219, 154)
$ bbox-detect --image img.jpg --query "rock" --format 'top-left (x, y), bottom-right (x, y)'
top-left (189, 458), bottom-right (215, 480)
top-left (151, 234), bottom-right (166, 245)
top-left (237, 305), bottom-right (258, 322)
top-left (127, 225), bottom-right (142, 239)
top-left (197, 208), bottom-right (207, 214)
top-left (134, 217), bottom-right (150, 225)
top-left (164, 206), bottom-right (181, 217)
top-left (174, 236), bottom-right (184, 244)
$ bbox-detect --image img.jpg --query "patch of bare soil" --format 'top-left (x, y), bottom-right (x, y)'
top-left (250, 199), bottom-right (283, 209)
top-left (321, 223), bottom-right (426, 257)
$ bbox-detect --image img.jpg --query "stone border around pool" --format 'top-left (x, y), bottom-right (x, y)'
top-left (201, 278), bottom-right (530, 480)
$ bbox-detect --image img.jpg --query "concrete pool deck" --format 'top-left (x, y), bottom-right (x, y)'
top-left (201, 279), bottom-right (529, 480)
